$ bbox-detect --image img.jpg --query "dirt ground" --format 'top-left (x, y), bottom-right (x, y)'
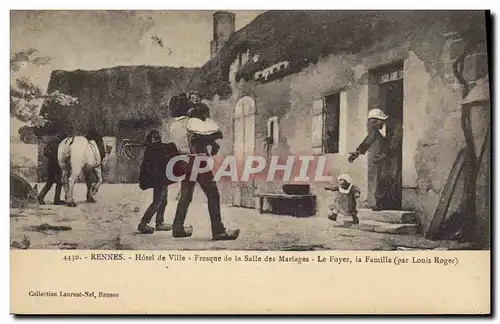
top-left (10, 183), bottom-right (475, 251)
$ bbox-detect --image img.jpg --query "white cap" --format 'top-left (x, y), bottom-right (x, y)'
top-left (337, 173), bottom-right (352, 184)
top-left (368, 109), bottom-right (389, 120)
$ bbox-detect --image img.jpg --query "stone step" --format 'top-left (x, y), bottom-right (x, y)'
top-left (357, 208), bottom-right (417, 224)
top-left (332, 218), bottom-right (420, 235)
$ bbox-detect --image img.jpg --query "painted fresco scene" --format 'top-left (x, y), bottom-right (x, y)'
top-left (10, 10), bottom-right (491, 251)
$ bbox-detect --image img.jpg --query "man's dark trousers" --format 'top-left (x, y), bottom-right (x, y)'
top-left (172, 170), bottom-right (225, 236)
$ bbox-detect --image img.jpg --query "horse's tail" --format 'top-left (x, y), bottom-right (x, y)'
top-left (57, 137), bottom-right (73, 175)
top-left (66, 136), bottom-right (88, 174)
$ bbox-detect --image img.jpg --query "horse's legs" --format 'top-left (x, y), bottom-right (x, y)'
top-left (60, 168), bottom-right (70, 204)
top-left (65, 164), bottom-right (82, 207)
top-left (66, 172), bottom-right (79, 207)
top-left (85, 170), bottom-right (96, 203)
top-left (91, 166), bottom-right (103, 196)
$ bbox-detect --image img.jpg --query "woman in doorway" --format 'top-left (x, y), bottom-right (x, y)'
top-left (348, 108), bottom-right (403, 211)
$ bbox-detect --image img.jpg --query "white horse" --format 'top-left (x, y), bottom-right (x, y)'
top-left (57, 136), bottom-right (108, 207)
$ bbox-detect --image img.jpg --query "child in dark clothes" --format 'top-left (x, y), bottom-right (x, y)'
top-left (137, 130), bottom-right (178, 234)
top-left (324, 174), bottom-right (361, 224)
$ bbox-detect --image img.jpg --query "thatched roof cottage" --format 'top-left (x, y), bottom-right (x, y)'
top-left (189, 10), bottom-right (490, 243)
top-left (36, 65), bottom-right (198, 182)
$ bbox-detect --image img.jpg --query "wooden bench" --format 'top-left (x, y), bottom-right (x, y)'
top-left (254, 193), bottom-right (317, 217)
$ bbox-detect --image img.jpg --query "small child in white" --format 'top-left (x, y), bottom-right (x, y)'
top-left (324, 174), bottom-right (361, 224)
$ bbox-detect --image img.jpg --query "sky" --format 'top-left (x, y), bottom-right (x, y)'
top-left (10, 10), bottom-right (264, 91)
top-left (9, 10), bottom-right (265, 136)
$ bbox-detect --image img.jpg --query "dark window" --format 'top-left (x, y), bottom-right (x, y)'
top-left (377, 62), bottom-right (404, 84)
top-left (324, 92), bottom-right (340, 154)
top-left (375, 61), bottom-right (404, 122)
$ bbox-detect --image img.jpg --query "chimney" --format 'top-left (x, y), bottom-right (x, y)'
top-left (210, 11), bottom-right (235, 58)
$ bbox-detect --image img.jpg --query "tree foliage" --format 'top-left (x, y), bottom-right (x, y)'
top-left (10, 48), bottom-right (78, 126)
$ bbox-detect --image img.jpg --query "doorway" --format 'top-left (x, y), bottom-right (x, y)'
top-left (324, 92), bottom-right (341, 154)
top-left (233, 96), bottom-right (256, 208)
top-left (367, 63), bottom-right (404, 210)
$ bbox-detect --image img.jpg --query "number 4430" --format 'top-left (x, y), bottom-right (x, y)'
top-left (63, 255), bottom-right (81, 261)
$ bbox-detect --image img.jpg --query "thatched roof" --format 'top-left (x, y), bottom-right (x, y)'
top-left (38, 65), bottom-right (198, 136)
top-left (188, 10), bottom-right (488, 99)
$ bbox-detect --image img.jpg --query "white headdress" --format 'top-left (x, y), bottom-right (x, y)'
top-left (337, 174), bottom-right (353, 193)
top-left (368, 108), bottom-right (389, 120)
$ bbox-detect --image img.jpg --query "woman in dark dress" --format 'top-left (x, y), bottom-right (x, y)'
top-left (348, 109), bottom-right (403, 211)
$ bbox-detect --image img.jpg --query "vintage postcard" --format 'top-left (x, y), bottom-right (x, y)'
top-left (10, 9), bottom-right (491, 314)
